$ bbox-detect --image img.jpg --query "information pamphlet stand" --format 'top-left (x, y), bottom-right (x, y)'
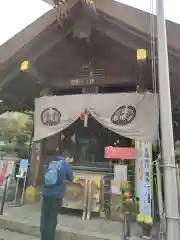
top-left (13, 159), bottom-right (28, 206)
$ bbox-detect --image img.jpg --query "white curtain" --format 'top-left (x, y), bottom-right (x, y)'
top-left (89, 92), bottom-right (159, 143)
top-left (34, 95), bottom-right (85, 141)
top-left (34, 92), bottom-right (159, 143)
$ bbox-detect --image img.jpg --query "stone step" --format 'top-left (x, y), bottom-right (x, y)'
top-left (0, 216), bottom-right (122, 240)
top-left (0, 229), bottom-right (39, 240)
top-left (0, 230), bottom-right (142, 240)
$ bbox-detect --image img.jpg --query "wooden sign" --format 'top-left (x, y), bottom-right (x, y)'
top-left (70, 78), bottom-right (95, 86)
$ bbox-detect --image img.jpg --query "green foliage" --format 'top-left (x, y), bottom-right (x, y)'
top-left (0, 102), bottom-right (9, 115)
top-left (0, 112), bottom-right (33, 157)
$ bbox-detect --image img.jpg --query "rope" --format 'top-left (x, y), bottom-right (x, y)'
top-left (149, 0), bottom-right (157, 94)
top-left (149, 6), bottom-right (165, 238)
top-left (149, 0), bottom-right (162, 154)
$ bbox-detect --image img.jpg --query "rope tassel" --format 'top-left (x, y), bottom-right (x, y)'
top-left (80, 109), bottom-right (89, 127)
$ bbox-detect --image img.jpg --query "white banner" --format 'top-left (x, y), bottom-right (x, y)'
top-left (135, 141), bottom-right (153, 217)
top-left (34, 92), bottom-right (159, 142)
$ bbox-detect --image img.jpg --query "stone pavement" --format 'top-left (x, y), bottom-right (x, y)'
top-left (0, 230), bottom-right (39, 240)
top-left (0, 230), bottom-right (142, 240)
top-left (0, 203), bottom-right (151, 240)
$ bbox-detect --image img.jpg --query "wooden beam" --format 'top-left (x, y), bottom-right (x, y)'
top-left (0, 74), bottom-right (137, 111)
top-left (32, 28), bottom-right (73, 62)
top-left (168, 55), bottom-right (180, 78)
top-left (95, 0), bottom-right (180, 52)
top-left (28, 65), bottom-right (48, 84)
top-left (0, 70), bottom-right (20, 89)
top-left (0, 24), bottom-right (76, 89)
top-left (29, 7), bottom-right (82, 62)
top-left (0, 0), bottom-right (79, 66)
top-left (51, 74), bottom-right (136, 88)
top-left (94, 17), bottom-right (147, 50)
top-left (0, 1), bottom-right (82, 89)
top-left (95, 19), bottom-right (180, 78)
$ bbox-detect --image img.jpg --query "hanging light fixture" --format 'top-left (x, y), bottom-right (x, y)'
top-left (20, 61), bottom-right (29, 72)
top-left (136, 49), bottom-right (147, 93)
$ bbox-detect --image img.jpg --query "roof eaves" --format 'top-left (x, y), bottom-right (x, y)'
top-left (95, 0), bottom-right (180, 52)
top-left (0, 0), bottom-right (79, 66)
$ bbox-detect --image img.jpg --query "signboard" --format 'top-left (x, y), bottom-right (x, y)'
top-left (135, 141), bottom-right (153, 218)
top-left (139, 185), bottom-right (151, 217)
top-left (0, 159), bottom-right (15, 188)
top-left (18, 159), bottom-right (28, 178)
top-left (104, 146), bottom-right (136, 160)
top-left (0, 160), bottom-right (8, 185)
top-left (135, 141), bottom-right (143, 198)
top-left (114, 165), bottom-right (127, 181)
top-left (70, 78), bottom-right (95, 86)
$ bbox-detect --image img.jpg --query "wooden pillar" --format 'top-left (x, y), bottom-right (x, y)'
top-left (28, 134), bottom-right (61, 187)
top-left (28, 141), bottom-right (44, 187)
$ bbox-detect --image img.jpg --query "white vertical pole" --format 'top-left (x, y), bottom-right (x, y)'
top-left (156, 0), bottom-right (180, 239)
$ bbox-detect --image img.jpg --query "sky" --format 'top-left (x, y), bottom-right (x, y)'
top-left (116, 0), bottom-right (179, 24)
top-left (0, 0), bottom-right (179, 47)
top-left (0, 0), bottom-right (52, 46)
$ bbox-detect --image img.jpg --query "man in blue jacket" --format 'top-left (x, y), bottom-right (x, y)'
top-left (40, 151), bottom-right (73, 240)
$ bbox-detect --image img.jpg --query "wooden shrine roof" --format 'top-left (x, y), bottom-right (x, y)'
top-left (0, 0), bottom-right (180, 111)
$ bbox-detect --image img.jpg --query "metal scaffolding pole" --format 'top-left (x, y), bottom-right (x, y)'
top-left (156, 0), bottom-right (180, 239)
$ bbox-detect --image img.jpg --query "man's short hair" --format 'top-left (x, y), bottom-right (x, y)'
top-left (61, 150), bottom-right (72, 158)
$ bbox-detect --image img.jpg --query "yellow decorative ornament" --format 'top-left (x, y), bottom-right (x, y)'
top-left (137, 214), bottom-right (153, 225)
top-left (66, 157), bottom-right (74, 163)
top-left (73, 175), bottom-right (78, 182)
top-left (123, 190), bottom-right (130, 200)
top-left (25, 185), bottom-right (39, 203)
top-left (20, 60), bottom-right (29, 72)
top-left (136, 49), bottom-right (147, 61)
